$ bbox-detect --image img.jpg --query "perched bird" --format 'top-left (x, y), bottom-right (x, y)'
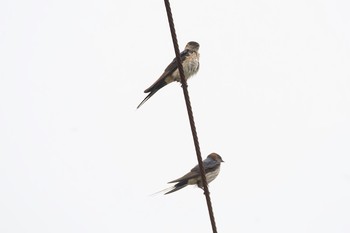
top-left (137, 41), bottom-right (200, 109)
top-left (163, 153), bottom-right (224, 195)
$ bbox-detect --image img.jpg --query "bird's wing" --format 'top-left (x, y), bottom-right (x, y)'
top-left (189, 158), bottom-right (220, 175)
top-left (144, 49), bottom-right (190, 93)
top-left (163, 49), bottom-right (189, 75)
top-left (168, 158), bottom-right (220, 184)
top-left (167, 170), bottom-right (199, 184)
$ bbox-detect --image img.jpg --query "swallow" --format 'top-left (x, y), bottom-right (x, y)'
top-left (137, 41), bottom-right (200, 109)
top-left (163, 153), bottom-right (224, 195)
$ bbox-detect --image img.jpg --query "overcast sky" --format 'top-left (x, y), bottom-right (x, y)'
top-left (1, 0), bottom-right (350, 232)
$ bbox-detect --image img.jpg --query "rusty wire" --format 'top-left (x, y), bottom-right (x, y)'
top-left (163, 1), bottom-right (218, 232)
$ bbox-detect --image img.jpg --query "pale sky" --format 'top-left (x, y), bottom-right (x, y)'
top-left (1, 0), bottom-right (349, 232)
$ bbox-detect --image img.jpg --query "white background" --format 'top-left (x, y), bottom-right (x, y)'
top-left (1, 0), bottom-right (349, 232)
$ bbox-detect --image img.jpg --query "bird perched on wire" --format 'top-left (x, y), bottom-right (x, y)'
top-left (161, 153), bottom-right (224, 195)
top-left (137, 41), bottom-right (200, 109)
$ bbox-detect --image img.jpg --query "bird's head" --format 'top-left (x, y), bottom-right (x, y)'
top-left (208, 153), bottom-right (224, 163)
top-left (185, 41), bottom-right (200, 52)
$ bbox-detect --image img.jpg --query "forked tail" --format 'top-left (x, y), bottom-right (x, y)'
top-left (137, 80), bottom-right (168, 109)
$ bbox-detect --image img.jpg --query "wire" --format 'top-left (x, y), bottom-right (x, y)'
top-left (163, 1), bottom-right (218, 232)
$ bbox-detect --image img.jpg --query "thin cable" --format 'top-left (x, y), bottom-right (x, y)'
top-left (163, 1), bottom-right (218, 232)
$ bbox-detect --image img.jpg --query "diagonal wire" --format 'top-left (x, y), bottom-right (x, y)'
top-left (163, 1), bottom-right (218, 232)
